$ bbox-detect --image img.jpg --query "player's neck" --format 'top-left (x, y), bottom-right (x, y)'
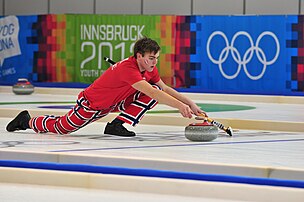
top-left (137, 63), bottom-right (146, 72)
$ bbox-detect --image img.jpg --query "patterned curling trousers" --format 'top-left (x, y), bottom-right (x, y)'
top-left (29, 85), bottom-right (160, 135)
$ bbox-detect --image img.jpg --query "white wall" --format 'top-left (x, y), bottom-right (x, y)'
top-left (246, 0), bottom-right (299, 14)
top-left (50, 0), bottom-right (94, 14)
top-left (96, 0), bottom-right (142, 14)
top-left (0, 0), bottom-right (3, 16)
top-left (143, 0), bottom-right (191, 15)
top-left (1, 0), bottom-right (303, 16)
top-left (5, 0), bottom-right (48, 16)
top-left (193, 0), bottom-right (244, 15)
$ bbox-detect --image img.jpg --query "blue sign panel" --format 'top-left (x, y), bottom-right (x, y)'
top-left (191, 16), bottom-right (295, 95)
top-left (0, 15), bottom-right (38, 84)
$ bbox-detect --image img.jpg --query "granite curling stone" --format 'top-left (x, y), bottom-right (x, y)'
top-left (185, 122), bottom-right (218, 142)
top-left (12, 78), bottom-right (34, 95)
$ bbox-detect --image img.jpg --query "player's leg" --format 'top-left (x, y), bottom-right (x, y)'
top-left (104, 84), bottom-right (160, 137)
top-left (30, 92), bottom-right (111, 134)
top-left (7, 92), bottom-right (110, 134)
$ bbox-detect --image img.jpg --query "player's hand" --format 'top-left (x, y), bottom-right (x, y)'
top-left (178, 104), bottom-right (193, 118)
top-left (189, 103), bottom-right (208, 117)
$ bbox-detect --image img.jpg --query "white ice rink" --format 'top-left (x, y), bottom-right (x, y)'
top-left (0, 87), bottom-right (303, 201)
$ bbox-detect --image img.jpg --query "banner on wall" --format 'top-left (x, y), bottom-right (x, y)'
top-left (0, 16), bottom-right (21, 66)
top-left (191, 16), bottom-right (288, 94)
top-left (0, 14), bottom-right (302, 96)
top-left (73, 15), bottom-right (179, 84)
top-left (0, 15), bottom-right (38, 83)
top-left (19, 15), bottom-right (176, 85)
top-left (74, 15), bottom-right (155, 83)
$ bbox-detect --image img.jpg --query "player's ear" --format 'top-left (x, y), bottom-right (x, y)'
top-left (136, 52), bottom-right (143, 59)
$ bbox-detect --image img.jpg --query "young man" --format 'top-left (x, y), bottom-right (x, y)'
top-left (6, 37), bottom-right (207, 137)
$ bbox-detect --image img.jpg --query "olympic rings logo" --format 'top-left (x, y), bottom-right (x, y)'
top-left (206, 31), bottom-right (280, 80)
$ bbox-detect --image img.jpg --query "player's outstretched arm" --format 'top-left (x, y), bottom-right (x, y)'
top-left (132, 80), bottom-right (193, 118)
top-left (155, 80), bottom-right (207, 117)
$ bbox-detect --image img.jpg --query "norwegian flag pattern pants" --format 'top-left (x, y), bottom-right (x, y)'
top-left (29, 85), bottom-right (160, 135)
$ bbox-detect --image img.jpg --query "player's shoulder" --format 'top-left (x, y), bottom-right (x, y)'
top-left (122, 56), bottom-right (136, 64)
top-left (119, 56), bottom-right (137, 68)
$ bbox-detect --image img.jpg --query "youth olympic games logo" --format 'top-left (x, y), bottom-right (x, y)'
top-left (206, 31), bottom-right (280, 80)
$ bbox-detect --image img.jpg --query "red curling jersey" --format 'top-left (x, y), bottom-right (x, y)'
top-left (84, 56), bottom-right (160, 110)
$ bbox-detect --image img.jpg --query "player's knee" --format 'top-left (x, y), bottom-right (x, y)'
top-left (55, 124), bottom-right (72, 135)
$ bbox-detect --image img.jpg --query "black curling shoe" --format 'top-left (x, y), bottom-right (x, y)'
top-left (6, 110), bottom-right (31, 132)
top-left (104, 122), bottom-right (136, 137)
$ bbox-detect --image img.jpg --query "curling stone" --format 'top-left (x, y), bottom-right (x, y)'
top-left (185, 121), bottom-right (218, 142)
top-left (12, 78), bottom-right (34, 95)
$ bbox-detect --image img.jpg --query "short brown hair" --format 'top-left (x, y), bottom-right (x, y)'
top-left (133, 37), bottom-right (161, 58)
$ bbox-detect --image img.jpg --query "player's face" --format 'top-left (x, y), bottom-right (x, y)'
top-left (137, 52), bottom-right (160, 72)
